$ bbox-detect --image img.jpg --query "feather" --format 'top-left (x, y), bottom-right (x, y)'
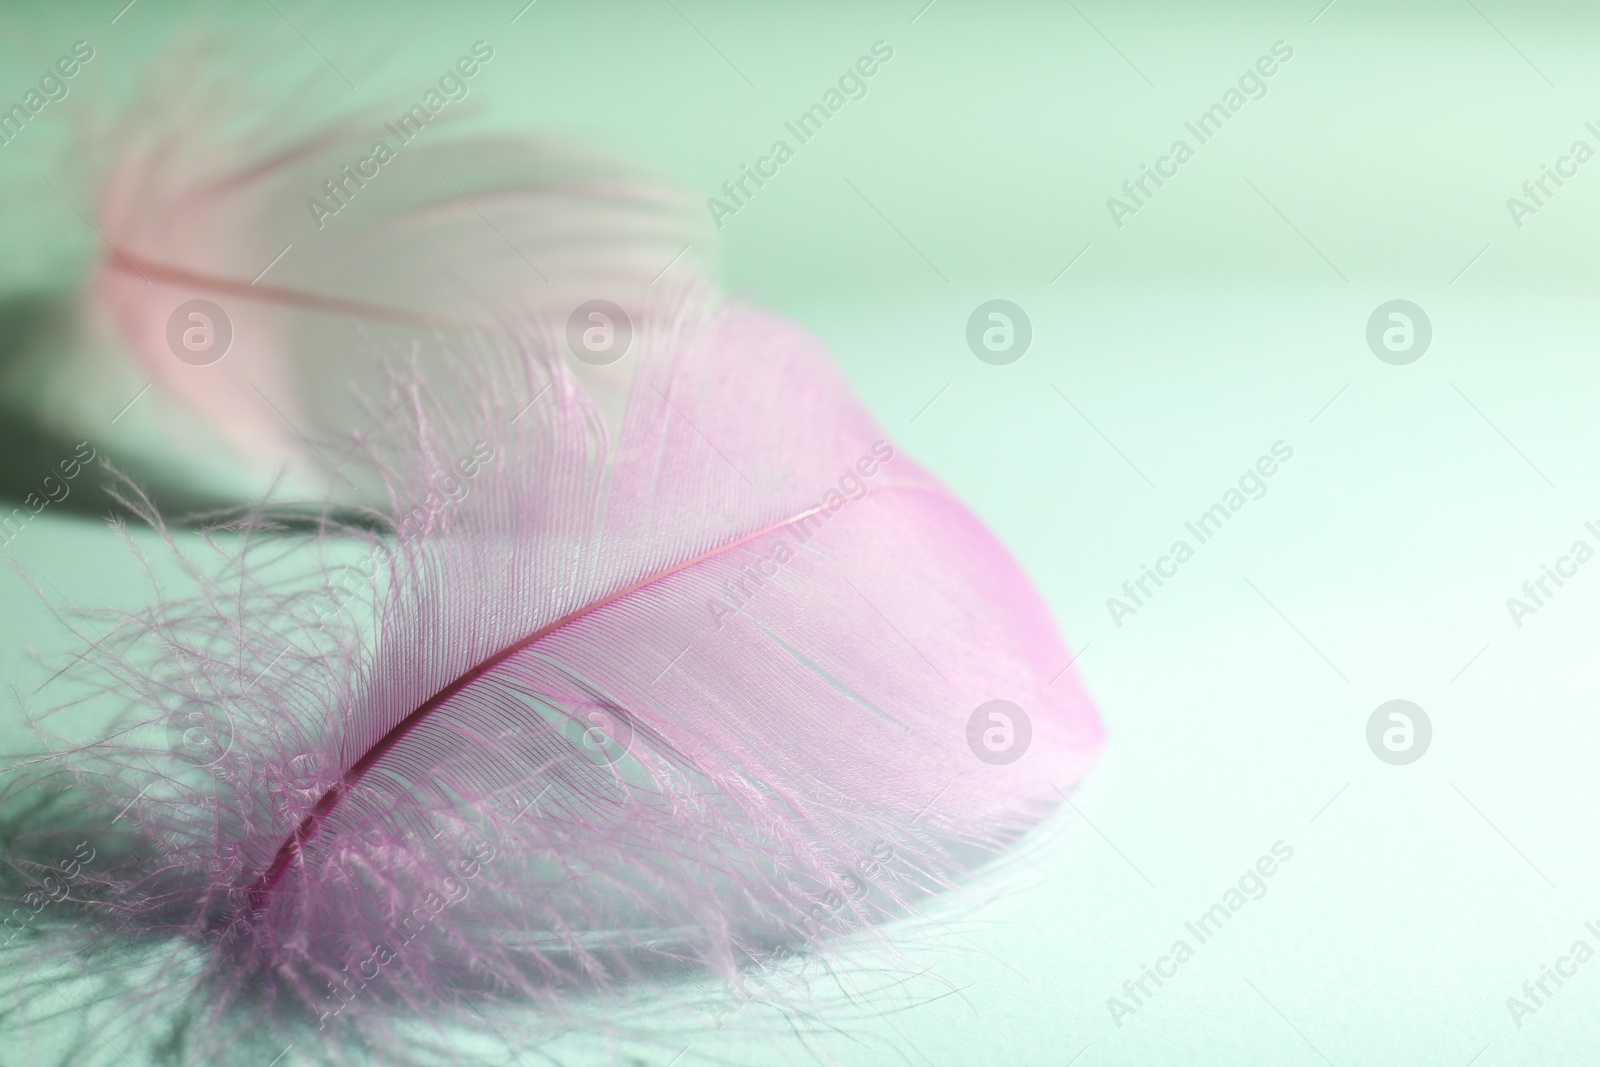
top-left (86, 72), bottom-right (710, 500)
top-left (11, 288), bottom-right (1101, 1062)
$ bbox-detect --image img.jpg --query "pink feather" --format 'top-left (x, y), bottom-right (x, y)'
top-left (11, 100), bottom-right (1102, 1066)
top-left (88, 79), bottom-right (708, 497)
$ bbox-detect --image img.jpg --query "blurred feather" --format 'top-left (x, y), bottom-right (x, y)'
top-left (85, 65), bottom-right (709, 502)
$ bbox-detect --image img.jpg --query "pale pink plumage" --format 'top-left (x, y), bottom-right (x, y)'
top-left (90, 81), bottom-right (707, 497)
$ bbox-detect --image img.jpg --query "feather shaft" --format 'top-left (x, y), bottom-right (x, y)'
top-left (111, 251), bottom-right (450, 329)
top-left (245, 481), bottom-right (939, 908)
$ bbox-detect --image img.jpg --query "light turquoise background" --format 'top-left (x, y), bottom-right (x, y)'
top-left (4, 1), bottom-right (1600, 1064)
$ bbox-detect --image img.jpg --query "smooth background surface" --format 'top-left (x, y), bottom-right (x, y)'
top-left (3, 1), bottom-right (1600, 1064)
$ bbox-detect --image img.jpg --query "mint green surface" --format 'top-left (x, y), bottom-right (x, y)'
top-left (4, 1), bottom-right (1600, 1064)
